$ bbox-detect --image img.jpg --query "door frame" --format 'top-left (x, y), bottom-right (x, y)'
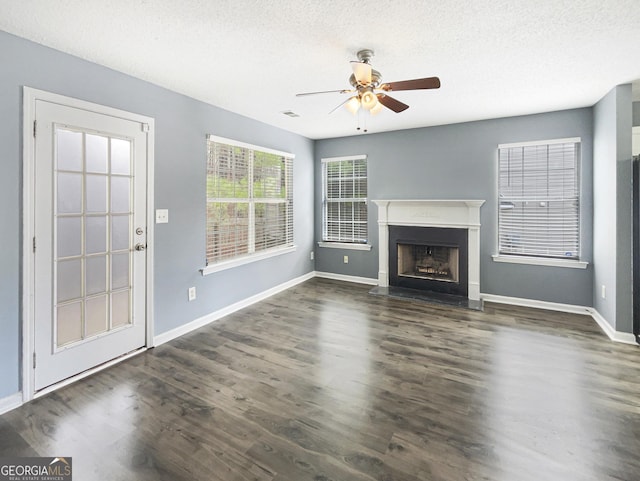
top-left (22, 87), bottom-right (156, 401)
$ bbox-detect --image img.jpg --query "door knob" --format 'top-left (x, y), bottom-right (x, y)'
top-left (135, 243), bottom-right (146, 251)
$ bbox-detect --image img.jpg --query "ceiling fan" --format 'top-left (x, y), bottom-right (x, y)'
top-left (296, 49), bottom-right (440, 117)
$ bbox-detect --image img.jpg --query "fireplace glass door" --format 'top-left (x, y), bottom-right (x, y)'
top-left (397, 244), bottom-right (459, 283)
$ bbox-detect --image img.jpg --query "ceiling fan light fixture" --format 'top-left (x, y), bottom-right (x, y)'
top-left (345, 96), bottom-right (360, 114)
top-left (360, 89), bottom-right (378, 110)
top-left (370, 101), bottom-right (383, 115)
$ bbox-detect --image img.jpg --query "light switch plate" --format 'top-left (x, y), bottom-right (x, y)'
top-left (156, 209), bottom-right (169, 224)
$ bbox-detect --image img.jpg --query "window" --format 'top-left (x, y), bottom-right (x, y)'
top-left (497, 138), bottom-right (580, 261)
top-left (205, 136), bottom-right (293, 269)
top-left (322, 155), bottom-right (368, 244)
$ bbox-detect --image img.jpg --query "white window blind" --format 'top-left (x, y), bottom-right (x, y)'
top-left (498, 138), bottom-right (580, 259)
top-left (206, 136), bottom-right (293, 265)
top-left (322, 155), bottom-right (368, 243)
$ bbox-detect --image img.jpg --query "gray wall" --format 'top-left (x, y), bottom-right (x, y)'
top-left (593, 88), bottom-right (619, 326)
top-left (633, 101), bottom-right (640, 126)
top-left (315, 109), bottom-right (594, 307)
top-left (593, 85), bottom-right (633, 332)
top-left (0, 31), bottom-right (315, 399)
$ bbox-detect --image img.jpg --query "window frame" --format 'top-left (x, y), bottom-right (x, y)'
top-left (202, 135), bottom-right (295, 275)
top-left (493, 137), bottom-right (587, 269)
top-left (320, 155), bottom-right (370, 249)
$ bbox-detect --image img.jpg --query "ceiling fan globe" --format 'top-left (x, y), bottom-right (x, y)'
top-left (361, 89), bottom-right (378, 110)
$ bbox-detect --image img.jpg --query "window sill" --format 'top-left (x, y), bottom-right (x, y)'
top-left (317, 242), bottom-right (372, 251)
top-left (201, 245), bottom-right (297, 276)
top-left (492, 254), bottom-right (588, 269)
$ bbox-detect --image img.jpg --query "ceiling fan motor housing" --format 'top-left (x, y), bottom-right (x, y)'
top-left (356, 49), bottom-right (375, 63)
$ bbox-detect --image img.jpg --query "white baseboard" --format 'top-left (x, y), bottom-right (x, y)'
top-left (0, 392), bottom-right (23, 415)
top-left (481, 293), bottom-right (638, 345)
top-left (153, 271), bottom-right (315, 346)
top-left (314, 271), bottom-right (378, 285)
top-left (588, 308), bottom-right (638, 345)
top-left (480, 293), bottom-right (592, 315)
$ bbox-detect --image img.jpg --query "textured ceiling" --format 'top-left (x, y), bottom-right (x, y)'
top-left (1, 0), bottom-right (639, 139)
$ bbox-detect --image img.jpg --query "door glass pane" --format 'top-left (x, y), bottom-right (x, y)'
top-left (85, 216), bottom-right (107, 254)
top-left (111, 177), bottom-right (130, 213)
top-left (57, 302), bottom-right (82, 346)
top-left (86, 255), bottom-right (107, 296)
top-left (85, 295), bottom-right (108, 337)
top-left (86, 175), bottom-right (108, 213)
top-left (57, 216), bottom-right (82, 258)
top-left (56, 129), bottom-right (82, 172)
top-left (51, 127), bottom-right (138, 352)
top-left (111, 138), bottom-right (131, 175)
top-left (57, 173), bottom-right (83, 214)
top-left (111, 290), bottom-right (130, 328)
top-left (57, 259), bottom-right (82, 302)
top-left (86, 134), bottom-right (108, 173)
top-left (111, 215), bottom-right (130, 251)
top-left (111, 252), bottom-right (129, 290)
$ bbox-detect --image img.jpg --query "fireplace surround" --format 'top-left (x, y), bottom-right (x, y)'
top-left (373, 200), bottom-right (485, 301)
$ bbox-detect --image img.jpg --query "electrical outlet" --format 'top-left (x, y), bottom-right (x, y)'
top-left (310, 251), bottom-right (314, 260)
top-left (188, 286), bottom-right (196, 301)
top-left (156, 209), bottom-right (169, 224)
top-left (601, 285), bottom-right (606, 299)
top-left (343, 255), bottom-right (349, 264)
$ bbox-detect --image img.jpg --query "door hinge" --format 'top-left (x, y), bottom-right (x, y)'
top-left (33, 237), bottom-right (36, 253)
top-left (33, 120), bottom-right (37, 137)
top-left (33, 352), bottom-right (36, 369)
top-left (141, 123), bottom-right (149, 133)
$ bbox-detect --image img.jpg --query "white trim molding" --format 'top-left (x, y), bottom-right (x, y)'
top-left (482, 293), bottom-right (638, 345)
top-left (201, 245), bottom-right (297, 276)
top-left (492, 254), bottom-right (588, 269)
top-left (321, 154), bottom-right (366, 163)
top-left (498, 137), bottom-right (581, 149)
top-left (373, 199), bottom-right (485, 301)
top-left (0, 392), bottom-right (23, 415)
top-left (155, 271), bottom-right (315, 346)
top-left (587, 309), bottom-right (638, 345)
top-left (481, 293), bottom-right (592, 315)
top-left (314, 271), bottom-right (378, 285)
top-left (207, 134), bottom-right (294, 159)
top-left (317, 242), bottom-right (372, 251)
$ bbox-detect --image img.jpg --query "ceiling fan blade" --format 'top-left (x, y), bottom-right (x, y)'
top-left (296, 89), bottom-right (350, 97)
top-left (381, 77), bottom-right (441, 91)
top-left (377, 94), bottom-right (409, 113)
top-left (351, 61), bottom-right (372, 85)
top-left (328, 97), bottom-right (352, 114)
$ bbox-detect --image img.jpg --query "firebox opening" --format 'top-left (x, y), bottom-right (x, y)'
top-left (397, 244), bottom-right (459, 283)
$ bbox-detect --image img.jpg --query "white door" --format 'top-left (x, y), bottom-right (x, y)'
top-left (33, 99), bottom-right (148, 391)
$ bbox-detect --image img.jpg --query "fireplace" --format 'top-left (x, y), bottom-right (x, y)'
top-left (398, 245), bottom-right (458, 282)
top-left (373, 200), bottom-right (485, 301)
top-left (389, 225), bottom-right (468, 296)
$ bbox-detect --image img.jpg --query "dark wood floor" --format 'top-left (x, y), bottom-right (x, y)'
top-left (2, 278), bottom-right (640, 480)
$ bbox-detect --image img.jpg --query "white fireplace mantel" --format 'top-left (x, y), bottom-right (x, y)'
top-left (373, 199), bottom-right (485, 300)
